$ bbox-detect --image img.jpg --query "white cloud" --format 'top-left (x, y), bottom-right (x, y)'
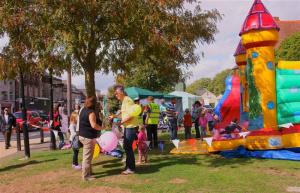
top-left (187, 0), bottom-right (300, 85)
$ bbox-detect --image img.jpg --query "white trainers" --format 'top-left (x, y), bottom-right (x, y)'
top-left (121, 169), bottom-right (135, 175)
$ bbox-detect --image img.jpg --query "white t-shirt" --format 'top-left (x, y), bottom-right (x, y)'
top-left (4, 115), bottom-right (9, 124)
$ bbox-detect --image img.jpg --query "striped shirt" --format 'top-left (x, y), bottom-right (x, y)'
top-left (166, 103), bottom-right (177, 120)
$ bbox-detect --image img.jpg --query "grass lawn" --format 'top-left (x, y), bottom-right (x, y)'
top-left (0, 133), bottom-right (300, 193)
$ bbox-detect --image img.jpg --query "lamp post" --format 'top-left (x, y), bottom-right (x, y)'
top-left (49, 69), bottom-right (56, 150)
top-left (19, 68), bottom-right (30, 158)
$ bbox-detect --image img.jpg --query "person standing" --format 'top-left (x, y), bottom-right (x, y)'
top-left (192, 101), bottom-right (202, 139)
top-left (78, 96), bottom-right (103, 181)
top-left (53, 105), bottom-right (64, 149)
top-left (113, 85), bottom-right (140, 175)
top-left (1, 108), bottom-right (16, 149)
top-left (69, 111), bottom-right (81, 170)
top-left (183, 108), bottom-right (192, 139)
top-left (145, 96), bottom-right (160, 149)
top-left (166, 98), bottom-right (178, 140)
top-left (74, 103), bottom-right (81, 113)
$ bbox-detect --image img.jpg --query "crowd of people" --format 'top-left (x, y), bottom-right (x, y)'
top-left (0, 84), bottom-right (244, 181)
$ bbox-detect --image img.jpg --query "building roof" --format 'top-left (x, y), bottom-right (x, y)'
top-left (239, 0), bottom-right (279, 36)
top-left (233, 40), bottom-right (246, 56)
top-left (169, 91), bottom-right (201, 99)
top-left (274, 17), bottom-right (300, 48)
top-left (195, 88), bottom-right (216, 97)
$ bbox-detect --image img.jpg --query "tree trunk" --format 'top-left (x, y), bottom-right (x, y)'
top-left (67, 68), bottom-right (72, 117)
top-left (84, 68), bottom-right (96, 98)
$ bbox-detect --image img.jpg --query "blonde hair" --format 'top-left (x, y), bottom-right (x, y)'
top-left (70, 112), bottom-right (78, 124)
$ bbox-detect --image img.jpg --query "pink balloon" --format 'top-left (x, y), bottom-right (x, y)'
top-left (98, 131), bottom-right (118, 152)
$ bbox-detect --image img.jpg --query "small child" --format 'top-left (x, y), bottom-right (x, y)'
top-left (222, 118), bottom-right (242, 139)
top-left (206, 109), bottom-right (214, 132)
top-left (69, 112), bottom-right (81, 170)
top-left (183, 108), bottom-right (192, 139)
top-left (199, 111), bottom-right (208, 140)
top-left (137, 126), bottom-right (148, 165)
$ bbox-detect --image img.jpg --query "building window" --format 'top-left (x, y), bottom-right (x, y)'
top-left (9, 92), bottom-right (13, 101)
top-left (1, 91), bottom-right (8, 101)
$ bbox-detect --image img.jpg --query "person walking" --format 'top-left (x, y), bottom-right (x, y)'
top-left (113, 85), bottom-right (141, 175)
top-left (166, 98), bottom-right (178, 140)
top-left (78, 96), bottom-right (103, 181)
top-left (1, 108), bottom-right (16, 149)
top-left (145, 96), bottom-right (160, 149)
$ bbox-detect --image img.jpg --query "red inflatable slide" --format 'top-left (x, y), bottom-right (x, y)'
top-left (214, 75), bottom-right (241, 129)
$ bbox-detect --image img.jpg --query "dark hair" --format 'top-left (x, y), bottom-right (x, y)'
top-left (114, 84), bottom-right (127, 96)
top-left (194, 101), bottom-right (201, 106)
top-left (84, 96), bottom-right (97, 110)
top-left (114, 84), bottom-right (125, 93)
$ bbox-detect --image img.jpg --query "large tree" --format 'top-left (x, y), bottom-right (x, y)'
top-left (276, 32), bottom-right (300, 61)
top-left (1, 0), bottom-right (221, 97)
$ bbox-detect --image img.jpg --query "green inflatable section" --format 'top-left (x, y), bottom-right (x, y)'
top-left (276, 69), bottom-right (300, 125)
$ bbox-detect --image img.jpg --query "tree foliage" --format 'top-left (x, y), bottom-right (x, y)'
top-left (0, 1), bottom-right (221, 96)
top-left (276, 32), bottom-right (300, 61)
top-left (210, 69), bottom-right (232, 95)
top-left (186, 69), bottom-right (231, 96)
top-left (0, 1), bottom-right (68, 80)
top-left (186, 77), bottom-right (212, 94)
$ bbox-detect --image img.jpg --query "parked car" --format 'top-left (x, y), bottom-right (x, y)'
top-left (36, 110), bottom-right (49, 122)
top-left (14, 111), bottom-right (43, 131)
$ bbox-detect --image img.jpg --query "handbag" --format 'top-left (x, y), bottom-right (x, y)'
top-left (72, 135), bottom-right (82, 150)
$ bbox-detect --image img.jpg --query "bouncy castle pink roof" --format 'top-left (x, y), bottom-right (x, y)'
top-left (233, 40), bottom-right (246, 56)
top-left (239, 0), bottom-right (279, 36)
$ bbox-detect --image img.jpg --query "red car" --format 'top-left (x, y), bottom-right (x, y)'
top-left (14, 111), bottom-right (43, 131)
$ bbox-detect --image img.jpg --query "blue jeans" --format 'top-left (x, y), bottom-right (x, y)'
top-left (169, 119), bottom-right (177, 140)
top-left (124, 127), bottom-right (138, 171)
top-left (194, 121), bottom-right (200, 138)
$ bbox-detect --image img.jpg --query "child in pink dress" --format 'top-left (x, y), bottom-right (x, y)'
top-left (199, 111), bottom-right (208, 140)
top-left (137, 127), bottom-right (148, 165)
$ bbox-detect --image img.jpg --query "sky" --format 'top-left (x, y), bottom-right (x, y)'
top-left (1, 0), bottom-right (300, 94)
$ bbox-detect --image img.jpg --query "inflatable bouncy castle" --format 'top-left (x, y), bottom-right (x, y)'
top-left (171, 0), bottom-right (300, 156)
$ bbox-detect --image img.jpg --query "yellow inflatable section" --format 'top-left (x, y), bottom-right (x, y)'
top-left (278, 61), bottom-right (300, 70)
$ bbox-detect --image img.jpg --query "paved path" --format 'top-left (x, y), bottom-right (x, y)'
top-left (0, 130), bottom-right (52, 160)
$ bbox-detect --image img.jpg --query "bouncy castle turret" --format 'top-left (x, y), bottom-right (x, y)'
top-left (234, 41), bottom-right (248, 121)
top-left (240, 0), bottom-right (279, 130)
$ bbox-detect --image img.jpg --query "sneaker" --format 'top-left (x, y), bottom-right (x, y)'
top-left (121, 169), bottom-right (135, 175)
top-left (83, 176), bottom-right (96, 181)
top-left (72, 164), bottom-right (82, 170)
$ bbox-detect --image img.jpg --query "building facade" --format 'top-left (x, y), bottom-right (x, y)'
top-left (0, 73), bottom-right (85, 112)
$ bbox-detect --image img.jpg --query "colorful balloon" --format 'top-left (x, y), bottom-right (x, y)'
top-left (130, 104), bottom-right (142, 117)
top-left (98, 131), bottom-right (118, 152)
top-left (93, 144), bottom-right (100, 159)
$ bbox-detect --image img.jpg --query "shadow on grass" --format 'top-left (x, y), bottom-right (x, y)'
top-left (0, 159), bottom-right (57, 173)
top-left (92, 154), bottom-right (199, 179)
top-left (203, 153), bottom-right (269, 168)
top-left (93, 168), bottom-right (123, 178)
top-left (136, 155), bottom-right (198, 174)
top-left (93, 158), bottom-right (120, 167)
